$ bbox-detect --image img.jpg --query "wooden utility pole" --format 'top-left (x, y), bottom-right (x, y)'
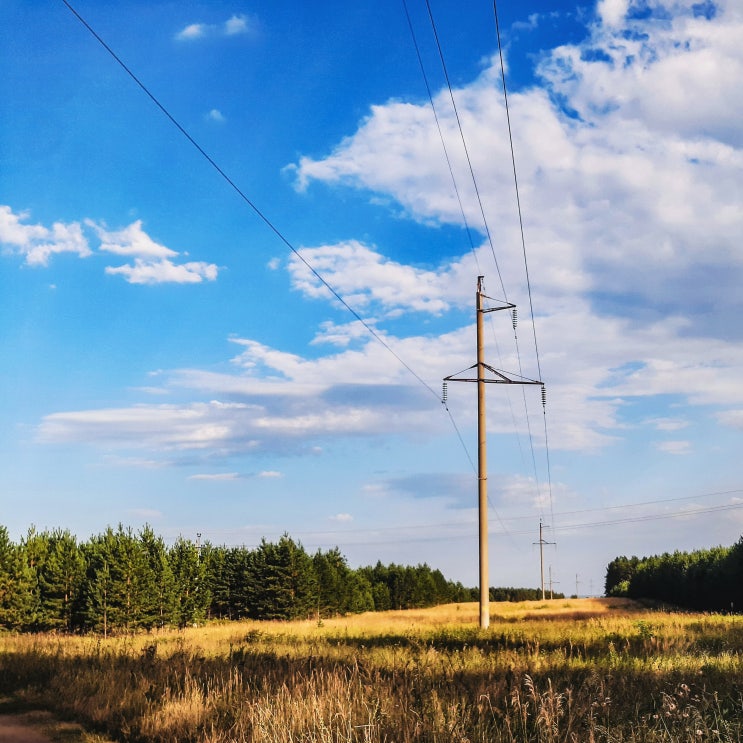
top-left (534, 519), bottom-right (555, 600)
top-left (548, 566), bottom-right (559, 599)
top-left (476, 277), bottom-right (489, 628)
top-left (444, 276), bottom-right (544, 630)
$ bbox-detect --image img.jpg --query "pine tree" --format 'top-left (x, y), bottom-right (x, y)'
top-left (246, 536), bottom-right (316, 620)
top-left (26, 528), bottom-right (85, 630)
top-left (313, 547), bottom-right (349, 616)
top-left (169, 536), bottom-right (209, 626)
top-left (138, 525), bottom-right (176, 628)
top-left (0, 526), bottom-right (36, 629)
top-left (78, 525), bottom-right (153, 633)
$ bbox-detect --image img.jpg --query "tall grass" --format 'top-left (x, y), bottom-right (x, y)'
top-left (1, 599), bottom-right (742, 742)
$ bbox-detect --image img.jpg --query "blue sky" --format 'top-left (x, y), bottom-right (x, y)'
top-left (2, 0), bottom-right (743, 594)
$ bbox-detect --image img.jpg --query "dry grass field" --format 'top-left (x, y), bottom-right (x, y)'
top-left (1, 598), bottom-right (742, 742)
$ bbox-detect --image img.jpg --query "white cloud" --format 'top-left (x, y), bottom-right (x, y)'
top-left (291, 4), bottom-right (743, 326)
top-left (258, 470), bottom-right (283, 478)
top-left (91, 220), bottom-right (177, 259)
top-left (207, 109), bottom-right (226, 123)
top-left (289, 241), bottom-right (455, 315)
top-left (0, 206), bottom-right (91, 266)
top-left (105, 258), bottom-right (218, 285)
top-left (645, 417), bottom-right (689, 432)
top-left (716, 410), bottom-right (743, 430)
top-left (330, 513), bottom-right (353, 522)
top-left (1, 209), bottom-right (217, 284)
top-left (176, 23), bottom-right (208, 41)
top-left (88, 219), bottom-right (217, 284)
top-left (655, 440), bottom-right (693, 455)
top-left (175, 14), bottom-right (254, 41)
top-left (597, 0), bottom-right (629, 27)
top-left (224, 15), bottom-right (251, 35)
top-left (189, 472), bottom-right (241, 481)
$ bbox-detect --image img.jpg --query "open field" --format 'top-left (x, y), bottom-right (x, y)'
top-left (1, 598), bottom-right (742, 742)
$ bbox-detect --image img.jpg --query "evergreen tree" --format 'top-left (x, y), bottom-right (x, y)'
top-left (345, 569), bottom-right (375, 613)
top-left (246, 536), bottom-right (316, 620)
top-left (313, 547), bottom-right (349, 616)
top-left (225, 546), bottom-right (253, 618)
top-left (169, 536), bottom-right (210, 626)
top-left (201, 543), bottom-right (230, 620)
top-left (0, 526), bottom-right (36, 629)
top-left (78, 525), bottom-right (154, 633)
top-left (26, 528), bottom-right (85, 630)
top-left (138, 525), bottom-right (176, 628)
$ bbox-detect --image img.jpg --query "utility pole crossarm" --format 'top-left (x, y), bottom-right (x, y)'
top-left (444, 364), bottom-right (543, 386)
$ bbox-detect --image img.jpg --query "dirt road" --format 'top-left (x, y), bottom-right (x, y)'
top-left (0, 714), bottom-right (54, 743)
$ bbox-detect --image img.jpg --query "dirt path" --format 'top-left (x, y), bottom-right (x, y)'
top-left (0, 714), bottom-right (55, 743)
top-left (0, 710), bottom-right (115, 743)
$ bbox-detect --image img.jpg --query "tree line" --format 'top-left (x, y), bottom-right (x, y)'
top-left (605, 537), bottom-right (743, 611)
top-left (0, 524), bottom-right (490, 633)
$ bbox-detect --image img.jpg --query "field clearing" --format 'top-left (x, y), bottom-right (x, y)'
top-left (1, 598), bottom-right (742, 742)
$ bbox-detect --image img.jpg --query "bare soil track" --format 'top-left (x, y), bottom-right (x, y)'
top-left (0, 708), bottom-right (114, 743)
top-left (0, 713), bottom-right (55, 743)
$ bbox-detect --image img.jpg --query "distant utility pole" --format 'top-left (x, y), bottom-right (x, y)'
top-left (534, 519), bottom-right (556, 600)
top-left (444, 276), bottom-right (544, 630)
top-left (575, 573), bottom-right (581, 598)
top-left (196, 532), bottom-right (202, 563)
top-left (548, 566), bottom-right (559, 600)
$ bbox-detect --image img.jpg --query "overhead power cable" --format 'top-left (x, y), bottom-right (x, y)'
top-left (422, 0), bottom-right (507, 300)
top-left (401, 0), bottom-right (482, 276)
top-left (206, 497), bottom-right (743, 549)
top-left (199, 488), bottom-right (743, 545)
top-left (413, 1), bottom-right (544, 535)
top-left (61, 0), bottom-right (440, 403)
top-left (491, 0), bottom-right (555, 530)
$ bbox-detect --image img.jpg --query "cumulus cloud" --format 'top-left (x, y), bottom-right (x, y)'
top-left (224, 14), bottom-right (251, 35)
top-left (288, 241), bottom-right (457, 316)
top-left (716, 410), bottom-right (743, 430)
top-left (175, 14), bottom-right (254, 41)
top-left (0, 206), bottom-right (91, 265)
top-left (656, 440), bottom-right (693, 455)
top-left (1, 208), bottom-right (218, 284)
top-left (105, 258), bottom-right (218, 285)
top-left (91, 220), bottom-right (177, 259)
top-left (189, 472), bottom-right (242, 481)
top-left (89, 219), bottom-right (218, 284)
top-left (291, 2), bottom-right (743, 330)
top-left (175, 23), bottom-right (207, 41)
top-left (645, 417), bottom-right (689, 432)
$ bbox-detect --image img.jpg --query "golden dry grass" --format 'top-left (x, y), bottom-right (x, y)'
top-left (1, 599), bottom-right (742, 742)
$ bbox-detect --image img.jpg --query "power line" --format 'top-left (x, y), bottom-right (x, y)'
top-left (400, 0), bottom-right (482, 276)
top-left (491, 0), bottom-right (555, 534)
top-left (422, 0), bottom-right (507, 300)
top-left (408, 1), bottom-right (545, 546)
top-left (194, 487), bottom-right (743, 543)
top-left (416, 0), bottom-right (551, 530)
top-left (195, 497), bottom-right (743, 550)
